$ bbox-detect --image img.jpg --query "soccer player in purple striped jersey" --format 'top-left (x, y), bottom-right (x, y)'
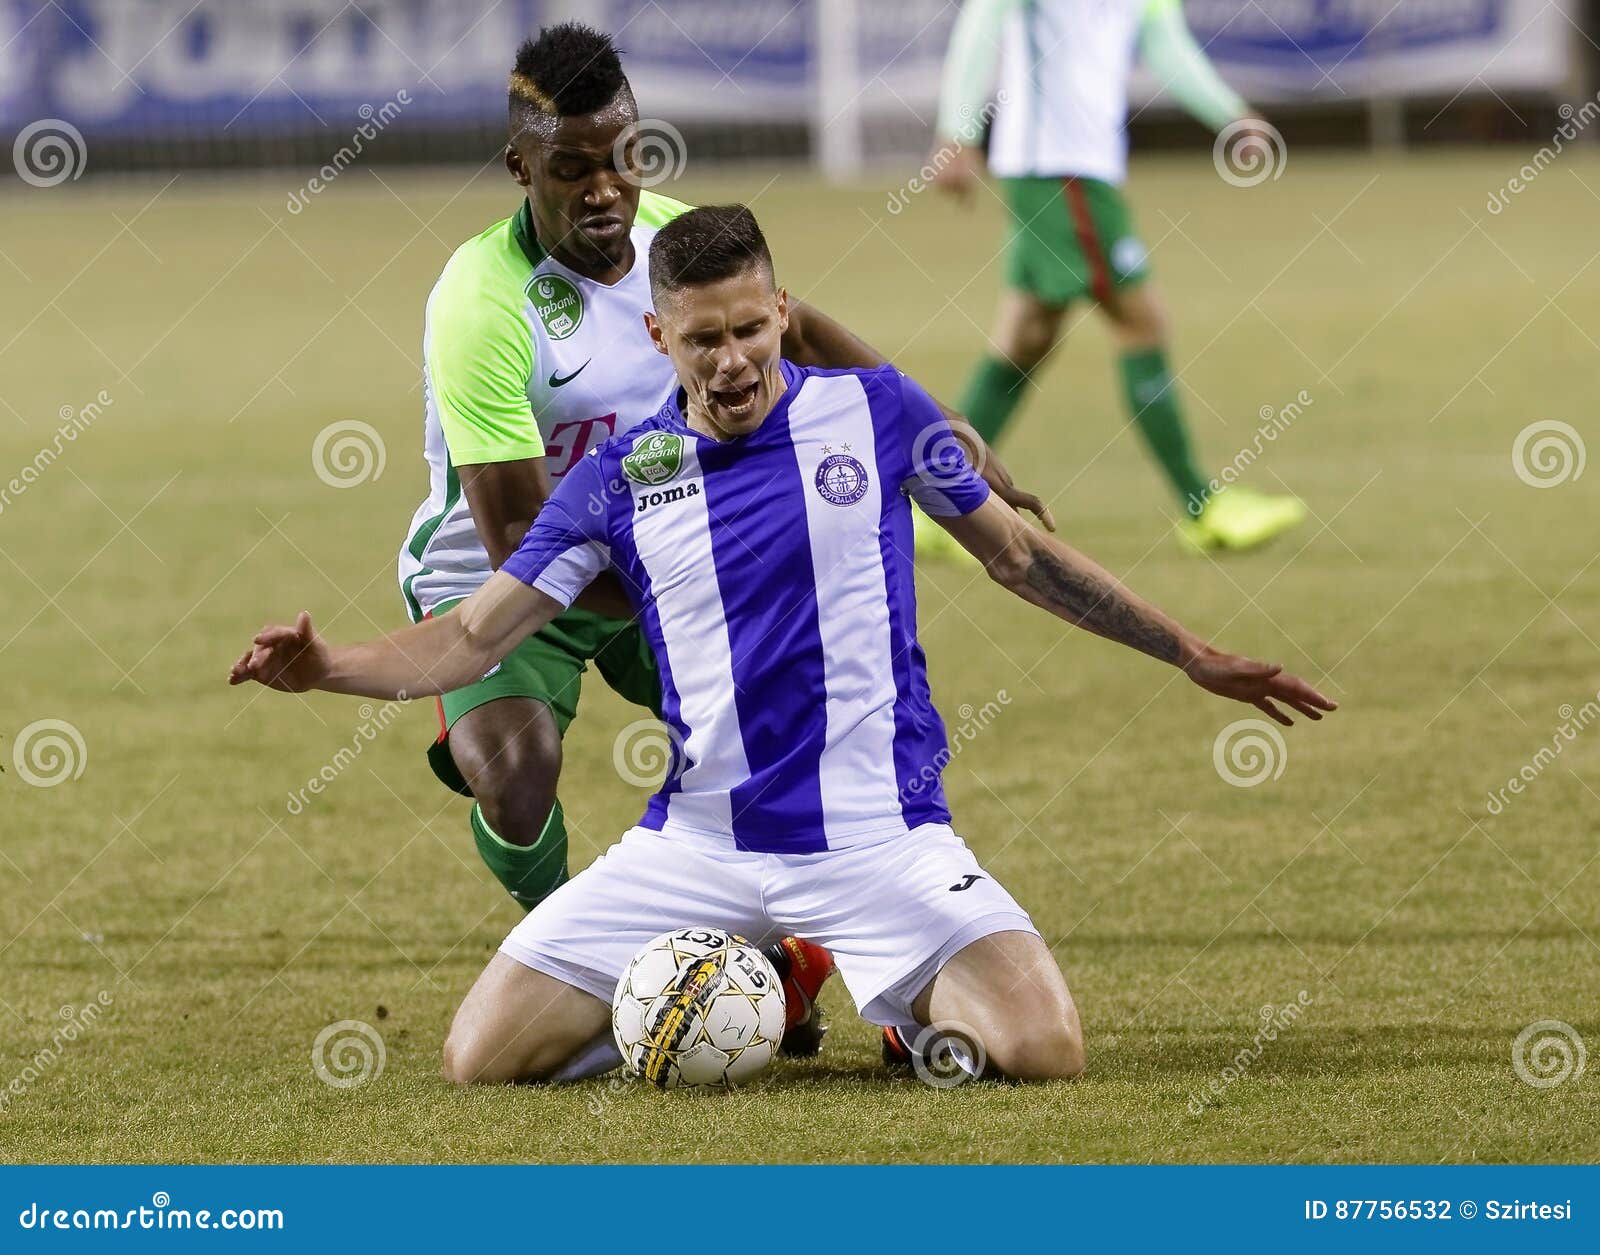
top-left (231, 206), bottom-right (1335, 1084)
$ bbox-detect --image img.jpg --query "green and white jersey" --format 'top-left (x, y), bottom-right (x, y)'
top-left (939, 0), bottom-right (1247, 185)
top-left (397, 191), bottom-right (691, 622)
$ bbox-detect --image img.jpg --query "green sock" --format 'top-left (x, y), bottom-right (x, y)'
top-left (957, 356), bottom-right (1032, 446)
top-left (471, 801), bottom-right (568, 912)
top-left (1118, 346), bottom-right (1210, 509)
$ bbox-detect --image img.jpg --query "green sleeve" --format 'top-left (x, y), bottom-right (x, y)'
top-left (1139, 0), bottom-right (1248, 133)
top-left (424, 239), bottom-right (541, 467)
top-left (936, 0), bottom-right (1019, 145)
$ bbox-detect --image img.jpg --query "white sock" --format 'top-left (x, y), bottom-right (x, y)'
top-left (548, 1032), bottom-right (623, 1083)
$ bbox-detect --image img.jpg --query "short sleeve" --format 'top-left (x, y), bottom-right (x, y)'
top-left (896, 373), bottom-right (992, 517)
top-left (424, 244), bottom-right (543, 466)
top-left (501, 452), bottom-right (612, 607)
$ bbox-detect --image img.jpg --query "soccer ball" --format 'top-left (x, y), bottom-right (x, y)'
top-left (612, 928), bottom-right (787, 1089)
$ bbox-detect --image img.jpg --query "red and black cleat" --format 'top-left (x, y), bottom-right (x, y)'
top-left (763, 937), bottom-right (836, 1058)
top-left (881, 1025), bottom-right (918, 1073)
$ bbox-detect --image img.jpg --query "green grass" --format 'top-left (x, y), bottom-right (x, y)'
top-left (2, 149), bottom-right (1597, 1162)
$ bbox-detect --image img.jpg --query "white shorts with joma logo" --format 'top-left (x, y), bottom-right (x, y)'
top-left (499, 821), bottom-right (1038, 1028)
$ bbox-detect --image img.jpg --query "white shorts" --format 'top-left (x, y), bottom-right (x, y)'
top-left (499, 822), bottom-right (1038, 1027)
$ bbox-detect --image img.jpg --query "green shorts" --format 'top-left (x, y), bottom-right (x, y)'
top-left (425, 599), bottom-right (661, 796)
top-left (1002, 175), bottom-right (1149, 306)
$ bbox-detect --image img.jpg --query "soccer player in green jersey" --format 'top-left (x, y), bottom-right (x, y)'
top-left (398, 23), bottom-right (1047, 974)
top-left (929, 0), bottom-right (1306, 553)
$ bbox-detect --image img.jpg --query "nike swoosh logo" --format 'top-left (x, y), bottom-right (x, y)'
top-left (548, 359), bottom-right (591, 388)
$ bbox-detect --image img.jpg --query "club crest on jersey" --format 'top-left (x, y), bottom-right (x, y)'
top-left (528, 274), bottom-right (583, 340)
top-left (622, 432), bottom-right (684, 486)
top-left (815, 453), bottom-right (868, 506)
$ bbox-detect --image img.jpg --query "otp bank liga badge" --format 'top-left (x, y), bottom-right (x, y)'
top-left (529, 274), bottom-right (583, 339)
top-left (622, 432), bottom-right (684, 485)
top-left (815, 453), bottom-right (868, 505)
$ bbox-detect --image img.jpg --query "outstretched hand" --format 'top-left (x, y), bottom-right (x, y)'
top-left (228, 611), bottom-right (332, 693)
top-left (1184, 649), bottom-right (1336, 726)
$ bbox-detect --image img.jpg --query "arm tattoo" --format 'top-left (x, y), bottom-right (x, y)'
top-left (1024, 548), bottom-right (1182, 664)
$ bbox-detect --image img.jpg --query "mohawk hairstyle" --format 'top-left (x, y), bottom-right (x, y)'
top-left (648, 205), bottom-right (775, 302)
top-left (508, 22), bottom-right (631, 124)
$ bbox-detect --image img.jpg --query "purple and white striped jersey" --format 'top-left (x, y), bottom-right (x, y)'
top-left (503, 360), bottom-right (991, 854)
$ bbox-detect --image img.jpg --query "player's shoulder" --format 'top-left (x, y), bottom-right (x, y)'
top-left (428, 213), bottom-right (530, 320)
top-left (786, 360), bottom-right (906, 402)
top-left (635, 190), bottom-right (695, 231)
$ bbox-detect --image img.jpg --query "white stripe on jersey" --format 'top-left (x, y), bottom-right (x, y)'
top-left (624, 441), bottom-right (749, 834)
top-left (790, 374), bottom-right (908, 842)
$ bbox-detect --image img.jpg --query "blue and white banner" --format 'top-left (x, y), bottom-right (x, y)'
top-left (0, 0), bottom-right (1580, 143)
top-left (1, 1165), bottom-right (1597, 1249)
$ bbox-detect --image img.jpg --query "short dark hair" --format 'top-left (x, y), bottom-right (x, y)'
top-left (508, 23), bottom-right (631, 132)
top-left (648, 205), bottom-right (775, 302)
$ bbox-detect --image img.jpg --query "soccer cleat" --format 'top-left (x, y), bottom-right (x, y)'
top-left (881, 1025), bottom-right (918, 1073)
top-left (764, 937), bottom-right (836, 1058)
top-left (912, 508), bottom-right (976, 565)
top-left (1179, 487), bottom-right (1305, 554)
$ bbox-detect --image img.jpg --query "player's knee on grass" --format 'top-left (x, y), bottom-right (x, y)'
top-left (442, 955), bottom-right (608, 1085)
top-left (993, 289), bottom-right (1067, 371)
top-left (983, 1016), bottom-right (1086, 1083)
top-left (1102, 281), bottom-right (1170, 350)
top-left (448, 700), bottom-right (563, 846)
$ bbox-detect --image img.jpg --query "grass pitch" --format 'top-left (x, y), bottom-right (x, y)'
top-left (2, 149), bottom-right (1597, 1163)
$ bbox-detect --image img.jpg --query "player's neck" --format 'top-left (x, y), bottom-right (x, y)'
top-left (548, 236), bottom-right (635, 287)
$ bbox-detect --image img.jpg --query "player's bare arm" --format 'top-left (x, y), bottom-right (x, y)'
top-left (228, 572), bottom-right (563, 701)
top-left (941, 494), bottom-right (1336, 726)
top-left (782, 297), bottom-right (1054, 528)
top-left (459, 459), bottom-right (633, 618)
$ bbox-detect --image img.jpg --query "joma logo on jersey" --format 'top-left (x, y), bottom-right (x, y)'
top-left (528, 274), bottom-right (584, 340)
top-left (621, 432), bottom-right (684, 485)
top-left (635, 481), bottom-right (701, 514)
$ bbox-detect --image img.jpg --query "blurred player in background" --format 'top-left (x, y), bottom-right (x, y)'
top-left (930, 0), bottom-right (1305, 553)
top-left (395, 23), bottom-right (1045, 1048)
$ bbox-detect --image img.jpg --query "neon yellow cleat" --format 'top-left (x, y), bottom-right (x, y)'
top-left (912, 507), bottom-right (977, 565)
top-left (1179, 488), bottom-right (1306, 554)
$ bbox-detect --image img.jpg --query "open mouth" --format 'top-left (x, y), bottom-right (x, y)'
top-left (579, 215), bottom-right (626, 242)
top-left (710, 381), bottom-right (760, 420)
